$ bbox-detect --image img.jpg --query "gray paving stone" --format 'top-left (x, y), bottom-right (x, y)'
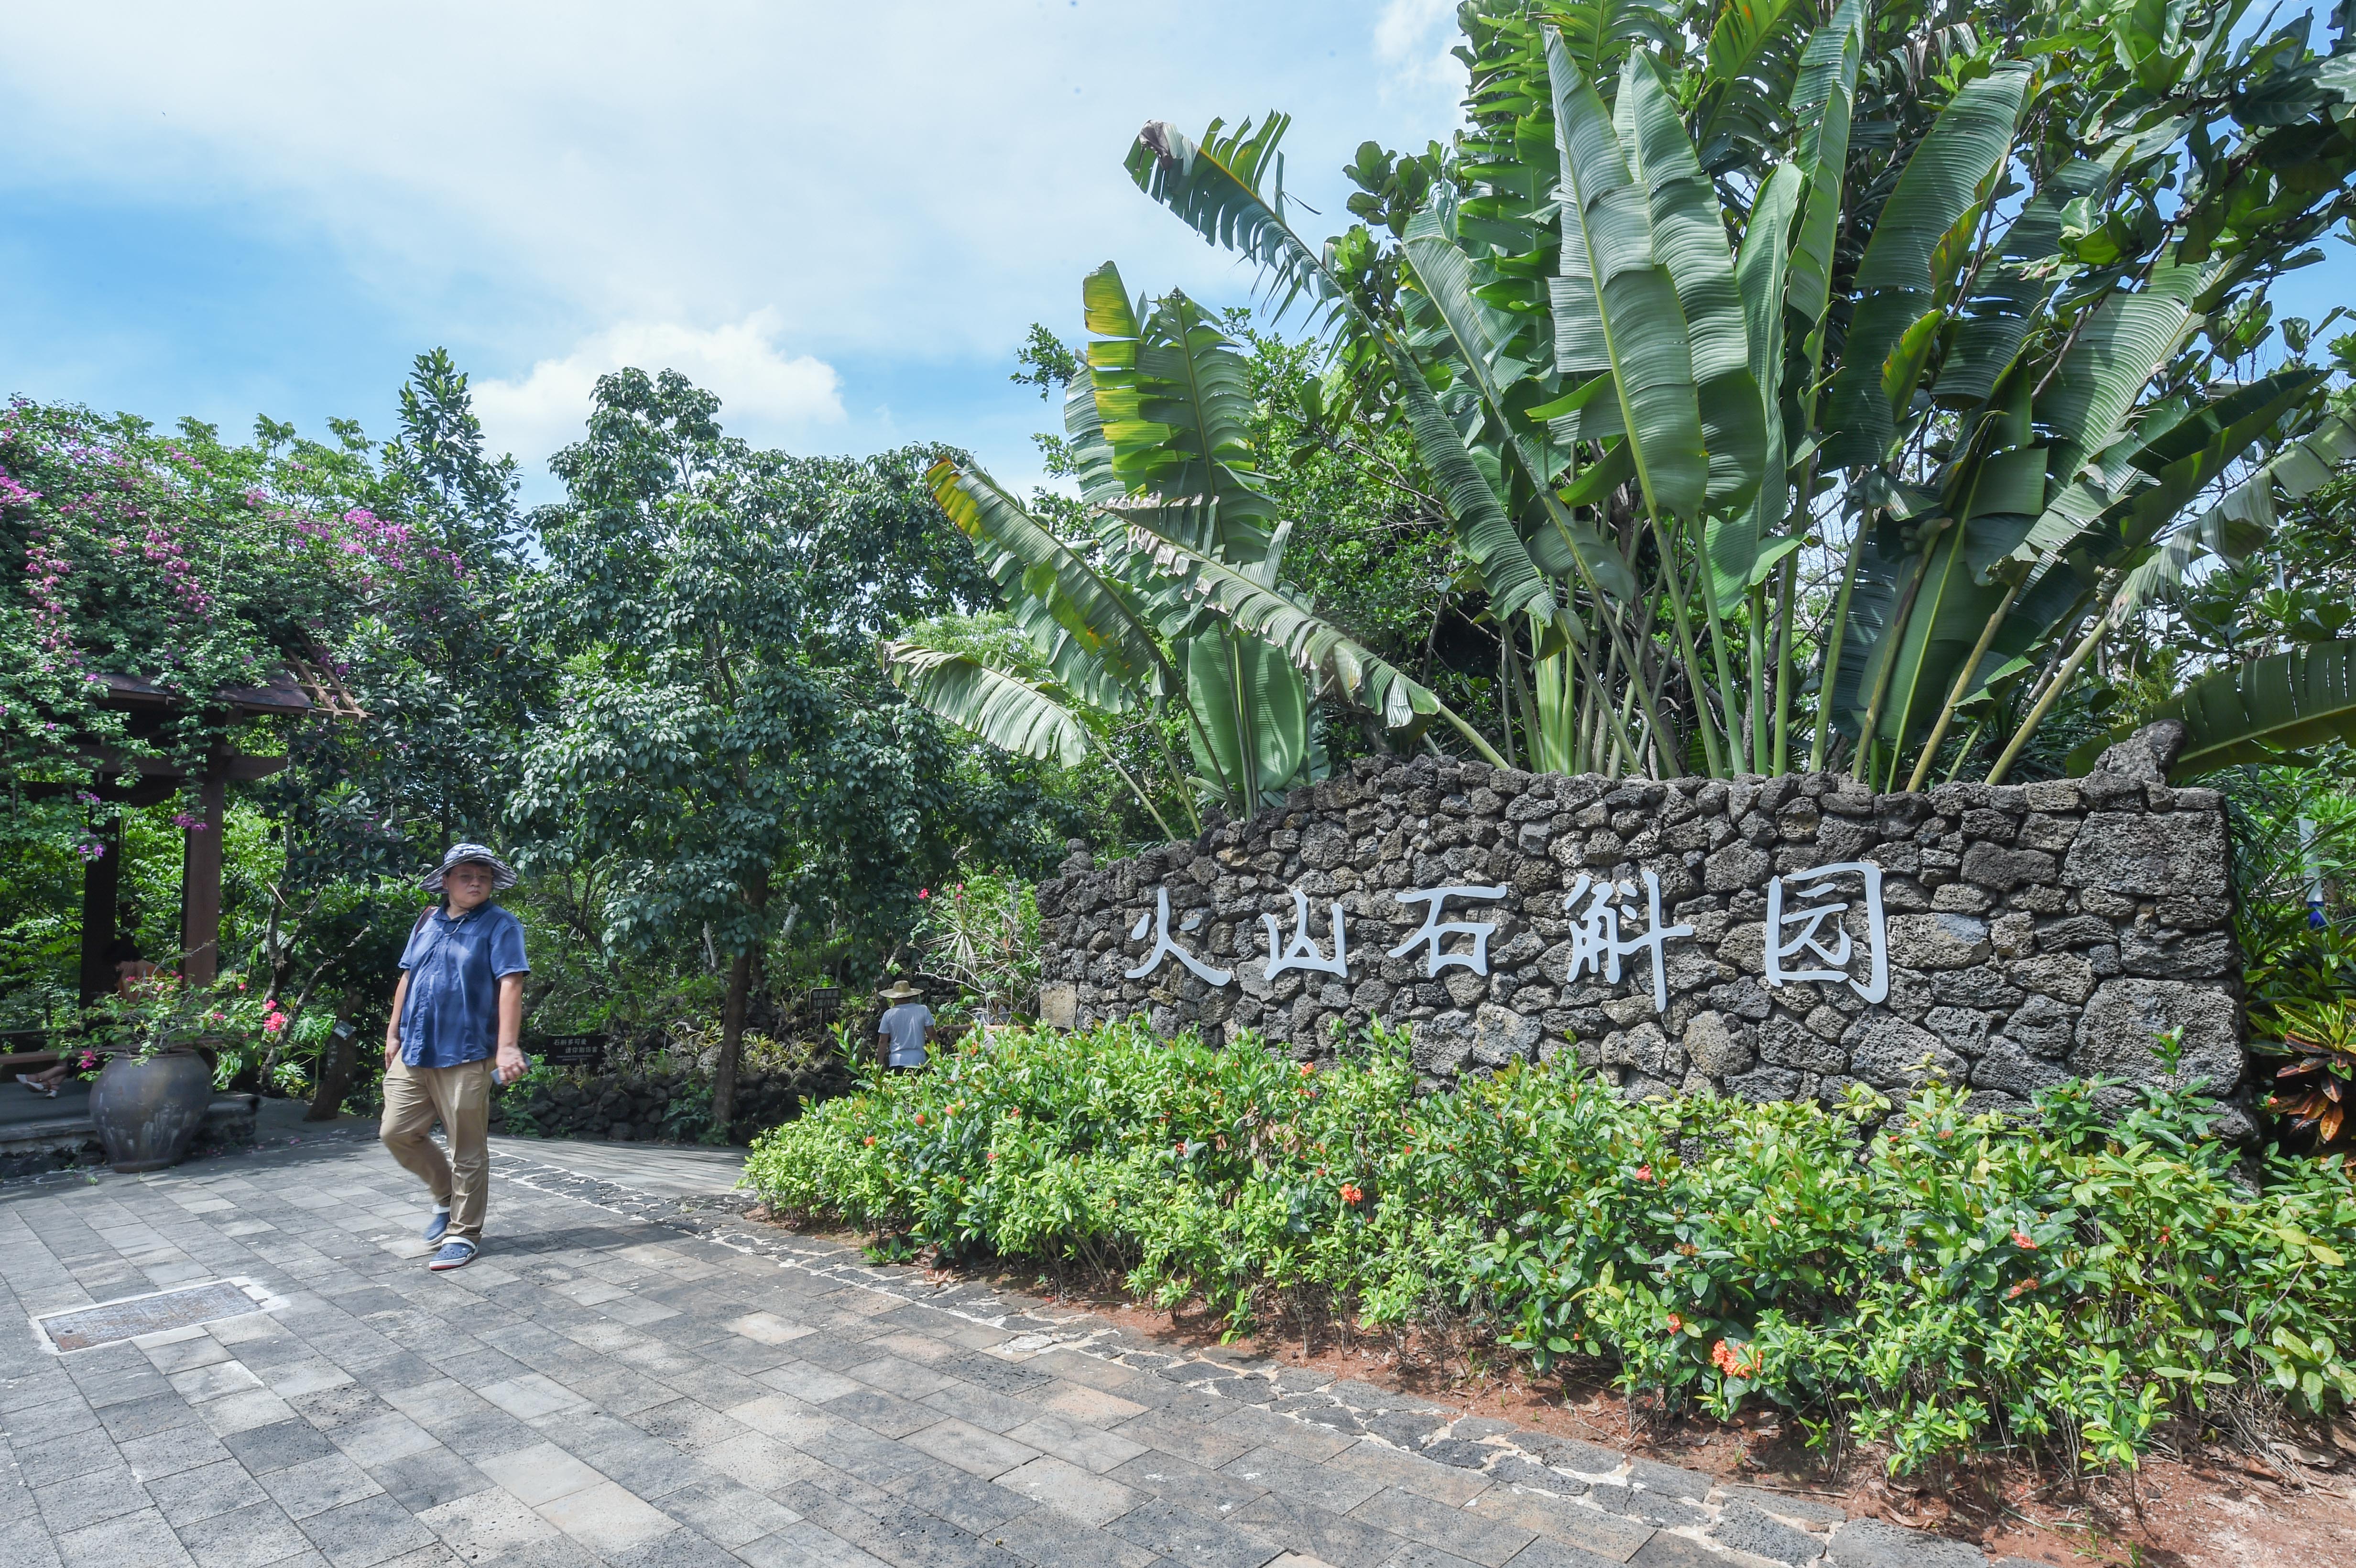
top-left (362, 1446), bottom-right (493, 1514)
top-left (1825, 1519), bottom-right (1987, 1568)
top-left (1350, 1486), bottom-right (1537, 1566)
top-left (653, 1475), bottom-right (803, 1547)
top-left (1230, 1488), bottom-right (1407, 1565)
top-left (735, 1520), bottom-right (893, 1567)
top-left (54, 1504), bottom-right (193, 1568)
top-left (1711, 1499), bottom-right (1827, 1565)
top-left (296, 1492), bottom-right (440, 1568)
top-left (1388, 1546), bottom-right (1490, 1568)
top-left (172, 1499), bottom-right (315, 1568)
top-left (259, 1453), bottom-right (385, 1520)
top-left (1107, 1495), bottom-right (1282, 1568)
top-left (34, 1466), bottom-right (149, 1534)
top-left (219, 1418), bottom-right (340, 1478)
top-left (1104, 1449), bottom-right (1270, 1514)
top-left (145, 1458), bottom-right (273, 1527)
top-left (1502, 1539), bottom-right (1636, 1568)
top-left (1222, 1446), bottom-right (1383, 1513)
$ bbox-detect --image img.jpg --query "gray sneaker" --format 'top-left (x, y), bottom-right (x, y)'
top-left (424, 1207), bottom-right (450, 1244)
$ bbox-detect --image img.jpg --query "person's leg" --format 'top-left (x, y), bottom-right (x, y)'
top-left (379, 1057), bottom-right (453, 1207)
top-left (425, 1060), bottom-right (493, 1247)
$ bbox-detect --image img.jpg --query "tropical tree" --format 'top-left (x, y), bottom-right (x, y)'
top-left (888, 263), bottom-right (1495, 828)
top-left (1114, 0), bottom-right (2356, 785)
top-left (513, 369), bottom-right (1065, 1125)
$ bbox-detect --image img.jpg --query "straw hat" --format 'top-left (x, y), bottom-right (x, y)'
top-left (878, 980), bottom-right (923, 1002)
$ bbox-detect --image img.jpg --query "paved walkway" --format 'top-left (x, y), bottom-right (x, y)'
top-left (0, 1130), bottom-right (2001, 1568)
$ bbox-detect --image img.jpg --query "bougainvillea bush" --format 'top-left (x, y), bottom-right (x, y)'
top-left (744, 1021), bottom-right (2356, 1473)
top-left (0, 396), bottom-right (468, 784)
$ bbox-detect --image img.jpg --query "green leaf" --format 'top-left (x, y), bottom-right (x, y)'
top-left (1784, 0), bottom-right (1867, 326)
top-left (1545, 28), bottom-right (1708, 520)
top-left (1622, 52), bottom-right (1766, 514)
top-left (1709, 160), bottom-right (1804, 615)
top-left (1124, 523), bottom-right (1448, 740)
top-left (2037, 260), bottom-right (2218, 485)
top-left (1132, 112), bottom-right (1568, 628)
top-left (924, 458), bottom-right (1171, 705)
top-left (1822, 63), bottom-right (2030, 466)
top-left (1400, 203), bottom-right (1635, 605)
top-left (2160, 641), bottom-right (2356, 775)
top-left (881, 641), bottom-right (1092, 768)
top-left (1184, 632), bottom-right (1309, 811)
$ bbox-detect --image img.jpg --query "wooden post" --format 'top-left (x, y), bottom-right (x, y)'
top-left (78, 813), bottom-right (120, 1007)
top-left (181, 771), bottom-right (227, 987)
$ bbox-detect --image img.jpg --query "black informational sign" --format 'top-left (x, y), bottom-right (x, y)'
top-left (536, 1034), bottom-right (603, 1067)
top-left (805, 987), bottom-right (843, 1024)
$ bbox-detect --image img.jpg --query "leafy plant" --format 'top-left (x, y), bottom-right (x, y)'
top-left (914, 874), bottom-right (1042, 1020)
top-left (747, 1018), bottom-right (2356, 1476)
top-left (1096, 0), bottom-right (2356, 789)
top-left (2257, 1001), bottom-right (2356, 1150)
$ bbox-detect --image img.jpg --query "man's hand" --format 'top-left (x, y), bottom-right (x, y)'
top-left (384, 1037), bottom-right (401, 1070)
top-left (494, 1043), bottom-right (527, 1086)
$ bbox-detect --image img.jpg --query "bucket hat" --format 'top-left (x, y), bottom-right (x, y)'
top-left (421, 842), bottom-right (518, 893)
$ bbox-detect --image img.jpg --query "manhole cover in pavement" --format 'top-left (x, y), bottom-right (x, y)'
top-left (33, 1279), bottom-right (270, 1351)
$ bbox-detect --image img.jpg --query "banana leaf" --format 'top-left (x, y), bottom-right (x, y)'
top-left (1545, 29), bottom-right (1709, 521)
top-left (924, 459), bottom-right (1171, 705)
top-left (881, 642), bottom-right (1093, 768)
top-left (1181, 632), bottom-right (1310, 811)
top-left (2081, 642), bottom-right (2356, 776)
top-left (1131, 111), bottom-right (1568, 629)
top-left (1821, 63), bottom-right (2031, 467)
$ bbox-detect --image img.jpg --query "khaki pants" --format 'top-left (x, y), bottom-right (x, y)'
top-left (380, 1057), bottom-right (493, 1245)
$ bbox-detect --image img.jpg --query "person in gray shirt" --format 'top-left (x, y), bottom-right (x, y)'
top-left (875, 980), bottom-right (935, 1071)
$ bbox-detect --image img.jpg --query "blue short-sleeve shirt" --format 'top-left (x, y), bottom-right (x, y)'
top-left (397, 904), bottom-right (529, 1068)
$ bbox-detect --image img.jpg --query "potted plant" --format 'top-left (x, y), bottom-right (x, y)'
top-left (82, 974), bottom-right (232, 1172)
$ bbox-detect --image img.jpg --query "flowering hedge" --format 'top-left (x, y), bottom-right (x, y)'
top-left (0, 398), bottom-right (466, 789)
top-left (744, 1021), bottom-right (2356, 1474)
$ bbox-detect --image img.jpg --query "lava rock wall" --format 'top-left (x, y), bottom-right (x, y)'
top-left (1035, 724), bottom-right (2249, 1133)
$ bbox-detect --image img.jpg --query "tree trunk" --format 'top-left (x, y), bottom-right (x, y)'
top-left (715, 948), bottom-right (752, 1138)
top-left (306, 1019), bottom-right (355, 1122)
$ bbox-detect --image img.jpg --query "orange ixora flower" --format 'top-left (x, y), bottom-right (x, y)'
top-left (2007, 1276), bottom-right (2040, 1298)
top-left (2011, 1229), bottom-right (2038, 1250)
top-left (862, 1136), bottom-right (875, 1146)
top-left (1665, 1312), bottom-right (1684, 1332)
top-left (1340, 1183), bottom-right (1363, 1205)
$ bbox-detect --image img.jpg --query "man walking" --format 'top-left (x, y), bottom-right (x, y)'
top-left (382, 844), bottom-right (529, 1271)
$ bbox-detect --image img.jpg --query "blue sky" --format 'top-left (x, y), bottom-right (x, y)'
top-left (0, 0), bottom-right (1468, 505)
top-left (4, 2), bottom-right (2349, 512)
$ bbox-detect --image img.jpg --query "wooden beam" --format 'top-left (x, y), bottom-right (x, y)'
top-left (181, 771), bottom-right (226, 988)
top-left (78, 816), bottom-right (120, 1007)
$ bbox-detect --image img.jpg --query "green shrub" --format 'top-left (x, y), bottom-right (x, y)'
top-left (742, 1020), bottom-right (2356, 1475)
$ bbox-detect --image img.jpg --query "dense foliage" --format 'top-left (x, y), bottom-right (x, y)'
top-left (746, 1019), bottom-right (2356, 1474)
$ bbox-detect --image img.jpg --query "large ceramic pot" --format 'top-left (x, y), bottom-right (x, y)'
top-left (88, 1050), bottom-right (214, 1173)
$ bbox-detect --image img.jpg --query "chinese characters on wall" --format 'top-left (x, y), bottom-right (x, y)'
top-left (1122, 861), bottom-right (1891, 1013)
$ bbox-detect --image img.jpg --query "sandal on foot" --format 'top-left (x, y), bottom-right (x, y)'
top-left (427, 1240), bottom-right (477, 1271)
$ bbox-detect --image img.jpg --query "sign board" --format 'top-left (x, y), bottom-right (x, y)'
top-left (536, 1034), bottom-right (603, 1067)
top-left (805, 987), bottom-right (843, 1024)
top-left (1036, 751), bottom-right (2250, 1135)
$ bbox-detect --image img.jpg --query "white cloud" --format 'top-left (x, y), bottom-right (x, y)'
top-left (0, 3), bottom-right (1471, 486)
top-left (471, 312), bottom-right (844, 466)
top-left (1374, 0), bottom-right (1463, 96)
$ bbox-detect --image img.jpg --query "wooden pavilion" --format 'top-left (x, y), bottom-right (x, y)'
top-left (23, 662), bottom-right (363, 1005)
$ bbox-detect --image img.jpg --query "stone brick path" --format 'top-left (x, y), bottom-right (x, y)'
top-left (0, 1131), bottom-right (2020, 1568)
